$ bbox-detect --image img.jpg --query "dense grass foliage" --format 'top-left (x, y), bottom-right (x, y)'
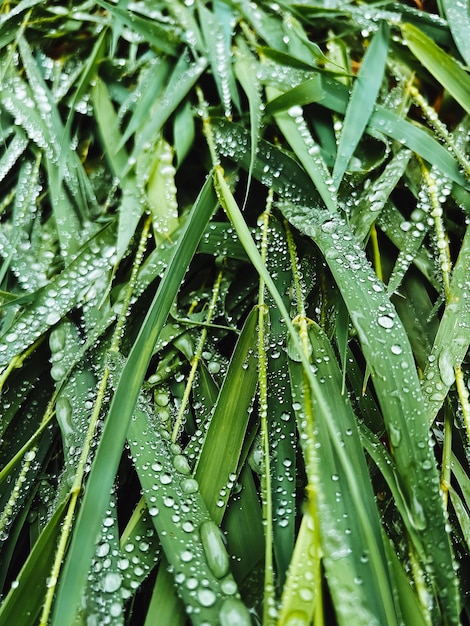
top-left (0, 1), bottom-right (469, 624)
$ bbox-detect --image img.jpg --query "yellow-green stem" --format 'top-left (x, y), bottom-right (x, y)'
top-left (419, 159), bottom-right (452, 299)
top-left (409, 83), bottom-right (470, 177)
top-left (171, 270), bottom-right (224, 442)
top-left (257, 192), bottom-right (276, 624)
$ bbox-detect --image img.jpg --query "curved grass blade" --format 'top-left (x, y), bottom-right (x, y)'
top-left (401, 22), bottom-right (470, 116)
top-left (51, 176), bottom-right (218, 626)
top-left (332, 21), bottom-right (390, 189)
top-left (278, 201), bottom-right (460, 625)
top-left (442, 0), bottom-right (470, 66)
top-left (264, 75), bottom-right (323, 117)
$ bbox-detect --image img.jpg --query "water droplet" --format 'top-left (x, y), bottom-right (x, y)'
top-left (197, 587), bottom-right (217, 607)
top-left (200, 520), bottom-right (229, 579)
top-left (281, 610), bottom-right (310, 626)
top-left (173, 454), bottom-right (191, 475)
top-left (438, 347), bottom-right (455, 387)
top-left (181, 478), bottom-right (199, 494)
top-left (219, 598), bottom-right (251, 626)
top-left (102, 572), bottom-right (122, 593)
top-left (389, 424), bottom-right (401, 448)
top-left (220, 577), bottom-right (237, 595)
top-left (378, 315), bottom-right (394, 329)
top-left (181, 550), bottom-right (193, 563)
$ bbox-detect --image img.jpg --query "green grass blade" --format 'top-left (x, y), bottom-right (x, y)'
top-left (351, 148), bottom-right (411, 242)
top-left (279, 201), bottom-right (460, 624)
top-left (199, 3), bottom-right (238, 118)
top-left (195, 307), bottom-right (258, 522)
top-left (17, 36), bottom-right (96, 220)
top-left (289, 323), bottom-right (399, 626)
top-left (442, 0), bottom-right (470, 66)
top-left (212, 118), bottom-right (320, 205)
top-left (264, 75), bottom-right (323, 117)
top-left (234, 39), bottom-right (263, 205)
top-left (118, 57), bottom-right (171, 149)
top-left (269, 87), bottom-right (337, 212)
top-left (144, 566), bottom-right (185, 626)
top-left (0, 222), bottom-right (117, 369)
top-left (264, 219), bottom-right (296, 582)
top-left (50, 177), bottom-right (218, 626)
top-left (0, 131), bottom-right (28, 185)
top-left (128, 51), bottom-right (206, 168)
top-left (332, 21), bottom-right (390, 189)
top-left (401, 22), bottom-right (470, 116)
top-left (92, 78), bottom-right (144, 260)
top-left (94, 0), bottom-right (180, 55)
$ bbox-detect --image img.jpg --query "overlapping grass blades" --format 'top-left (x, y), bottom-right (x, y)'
top-left (51, 178), bottom-right (217, 625)
top-left (332, 21), bottom-right (389, 189)
top-left (279, 202), bottom-right (459, 623)
top-left (0, 2), bottom-right (469, 624)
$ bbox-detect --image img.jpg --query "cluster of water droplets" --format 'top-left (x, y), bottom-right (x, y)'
top-left (127, 393), bottom-right (251, 623)
top-left (87, 497), bottom-right (126, 625)
top-left (0, 131), bottom-right (29, 186)
top-left (0, 227), bottom-right (117, 368)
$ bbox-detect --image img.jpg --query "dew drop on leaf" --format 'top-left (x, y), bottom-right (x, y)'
top-left (102, 572), bottom-right (122, 593)
top-left (200, 520), bottom-right (230, 579)
top-left (219, 597), bottom-right (252, 626)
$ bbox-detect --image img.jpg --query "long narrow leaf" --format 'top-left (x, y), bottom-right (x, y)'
top-left (51, 177), bottom-right (218, 626)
